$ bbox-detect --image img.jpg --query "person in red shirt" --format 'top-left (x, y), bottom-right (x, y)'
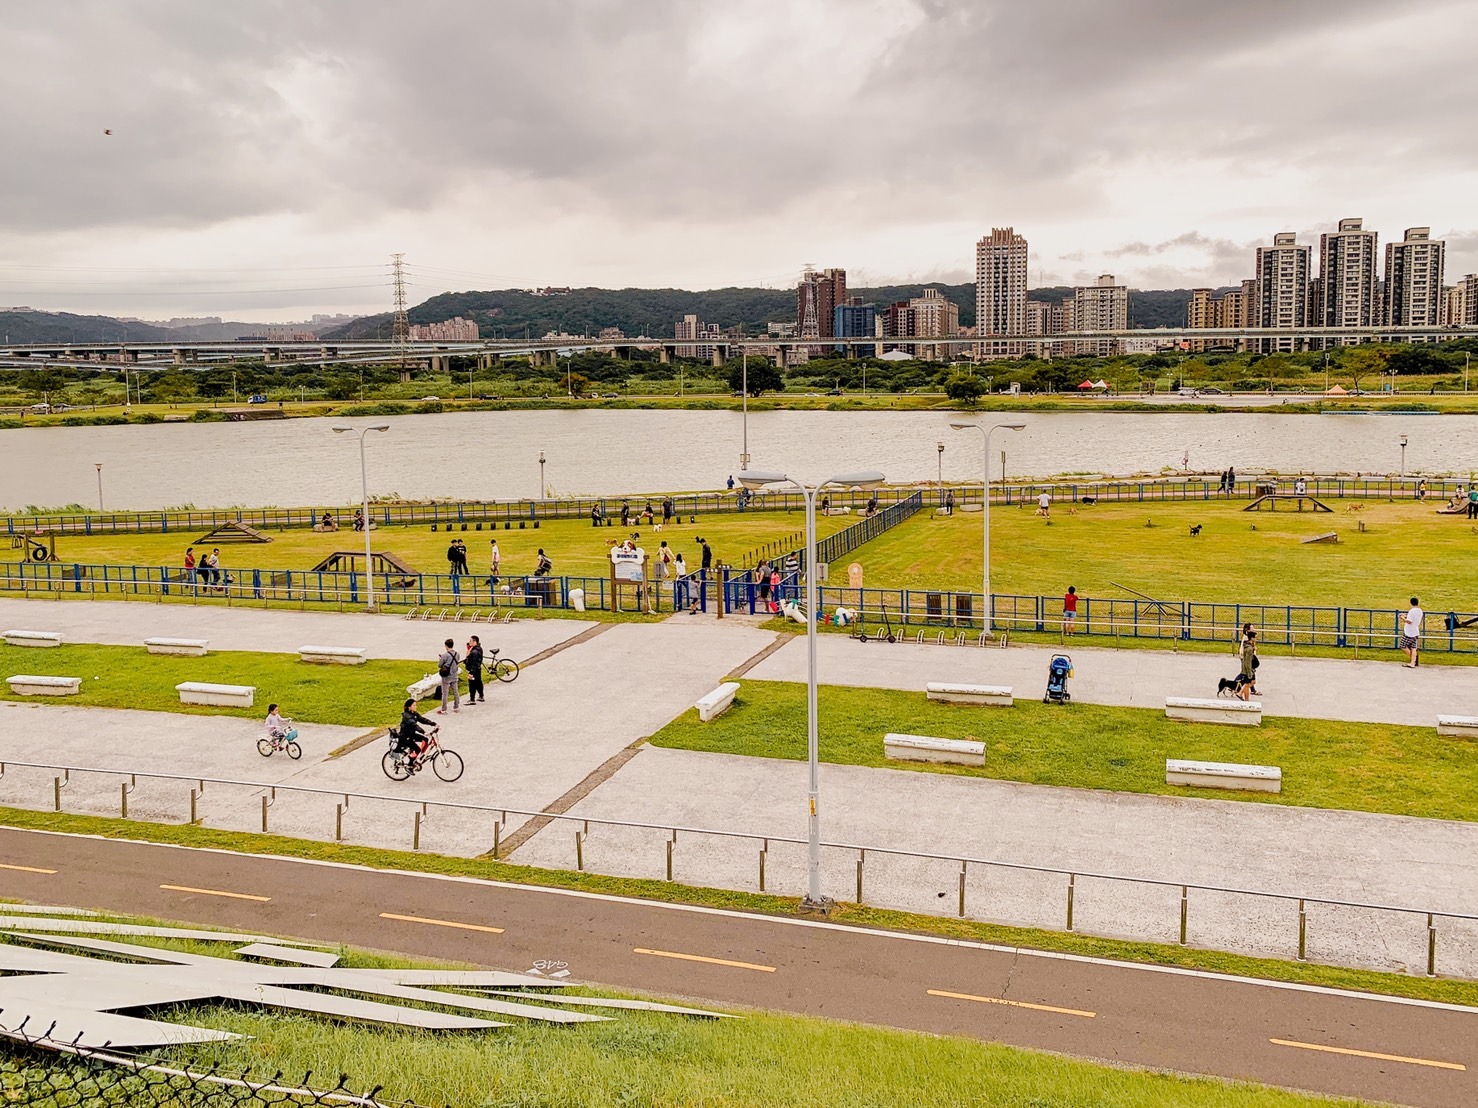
top-left (183, 548), bottom-right (197, 588)
top-left (1063, 586), bottom-right (1078, 634)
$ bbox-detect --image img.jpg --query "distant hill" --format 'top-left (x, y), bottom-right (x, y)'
top-left (0, 310), bottom-right (171, 344)
top-left (326, 283), bottom-right (1198, 340)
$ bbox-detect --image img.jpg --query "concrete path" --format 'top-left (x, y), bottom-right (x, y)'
top-left (746, 633), bottom-right (1478, 727)
top-left (0, 597), bottom-right (594, 664)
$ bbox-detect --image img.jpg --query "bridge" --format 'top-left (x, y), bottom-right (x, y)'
top-left (0, 325), bottom-right (1472, 373)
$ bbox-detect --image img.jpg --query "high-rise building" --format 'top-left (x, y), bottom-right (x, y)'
top-left (1318, 218), bottom-right (1378, 343)
top-left (673, 313), bottom-right (719, 358)
top-left (408, 316), bottom-right (479, 341)
top-left (881, 289), bottom-right (959, 359)
top-left (1187, 280), bottom-right (1259, 351)
top-left (1448, 275), bottom-right (1478, 327)
top-left (1254, 232), bottom-right (1311, 351)
top-left (833, 297), bottom-right (876, 341)
top-left (1384, 228), bottom-right (1446, 328)
top-left (796, 267), bottom-right (847, 340)
top-left (1068, 274), bottom-right (1127, 355)
top-left (1025, 299), bottom-right (1069, 358)
top-left (975, 228), bottom-right (1028, 358)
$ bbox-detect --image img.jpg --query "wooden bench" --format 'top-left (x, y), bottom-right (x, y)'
top-left (1437, 715), bottom-right (1478, 739)
top-left (696, 682), bottom-right (740, 722)
top-left (299, 645), bottom-right (367, 666)
top-left (1166, 759), bottom-right (1282, 793)
top-left (885, 733), bottom-right (985, 767)
top-left (7, 674), bottom-right (81, 697)
top-left (3, 630), bottom-right (62, 649)
top-left (407, 674), bottom-right (441, 700)
top-left (145, 637), bottom-right (209, 657)
top-left (175, 681), bottom-right (256, 708)
top-left (925, 682), bottom-right (1013, 708)
top-left (1165, 696), bottom-right (1262, 727)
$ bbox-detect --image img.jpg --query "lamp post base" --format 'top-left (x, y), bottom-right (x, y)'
top-left (798, 894), bottom-right (834, 915)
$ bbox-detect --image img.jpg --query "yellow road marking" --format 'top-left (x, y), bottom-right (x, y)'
top-left (634, 947), bottom-right (776, 973)
top-left (0, 863), bottom-right (57, 875)
top-left (1270, 1038), bottom-right (1465, 1072)
top-left (378, 912), bottom-right (504, 934)
top-left (927, 988), bottom-right (1096, 1019)
top-left (159, 884), bottom-right (271, 903)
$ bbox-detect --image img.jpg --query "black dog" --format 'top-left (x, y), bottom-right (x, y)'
top-left (1217, 675), bottom-right (1249, 697)
top-left (1079, 496), bottom-right (1096, 505)
top-left (1190, 524), bottom-right (1203, 536)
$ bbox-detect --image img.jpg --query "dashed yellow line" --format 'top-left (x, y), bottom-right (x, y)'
top-left (927, 988), bottom-right (1096, 1019)
top-left (1270, 1038), bottom-right (1465, 1072)
top-left (159, 884), bottom-right (270, 903)
top-left (0, 862), bottom-right (57, 875)
top-left (378, 912), bottom-right (504, 935)
top-left (634, 947), bottom-right (776, 973)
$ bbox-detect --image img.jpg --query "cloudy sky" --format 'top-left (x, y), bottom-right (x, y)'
top-left (2, 0), bottom-right (1476, 321)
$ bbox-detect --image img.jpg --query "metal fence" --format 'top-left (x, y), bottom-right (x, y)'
top-left (3, 757), bottom-right (1475, 977)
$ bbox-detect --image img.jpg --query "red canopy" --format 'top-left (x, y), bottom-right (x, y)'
top-left (1077, 380), bottom-right (1094, 389)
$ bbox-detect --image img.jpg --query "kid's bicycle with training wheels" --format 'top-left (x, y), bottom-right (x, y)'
top-left (383, 725), bottom-right (464, 782)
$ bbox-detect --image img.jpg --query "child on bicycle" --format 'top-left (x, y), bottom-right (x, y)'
top-left (265, 703), bottom-right (289, 742)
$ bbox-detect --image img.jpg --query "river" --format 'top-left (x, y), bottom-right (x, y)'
top-left (0, 409), bottom-right (1468, 511)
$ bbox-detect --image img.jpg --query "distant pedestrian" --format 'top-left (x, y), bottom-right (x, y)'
top-left (699, 537), bottom-right (713, 571)
top-left (1236, 629), bottom-right (1258, 701)
top-left (591, 503), bottom-right (604, 527)
top-left (1063, 586), bottom-right (1078, 634)
top-left (756, 559), bottom-right (771, 605)
top-left (620, 500), bottom-right (631, 527)
top-left (662, 497), bottom-right (673, 524)
top-left (726, 475), bottom-right (735, 490)
top-left (820, 495), bottom-right (830, 514)
top-left (866, 493), bottom-right (879, 516)
top-left (1468, 486), bottom-right (1478, 520)
top-left (1037, 490), bottom-right (1051, 517)
top-left (1227, 466), bottom-right (1236, 496)
top-left (1217, 470), bottom-right (1227, 494)
top-left (642, 500), bottom-right (655, 524)
top-left (353, 508), bottom-right (365, 532)
top-left (1402, 597), bottom-right (1424, 668)
top-left (208, 548), bottom-right (224, 589)
top-left (783, 551), bottom-right (799, 578)
top-left (1293, 477), bottom-right (1307, 496)
top-left (656, 540), bottom-right (673, 581)
top-left (944, 489), bottom-right (955, 516)
top-left (464, 636), bottom-right (485, 704)
top-left (183, 547), bottom-right (197, 587)
top-left (436, 638), bottom-right (461, 715)
top-left (488, 540), bottom-right (501, 587)
top-left (674, 553), bottom-right (689, 609)
top-left (446, 539), bottom-right (460, 576)
top-left (768, 567), bottom-right (782, 612)
top-left (1417, 478), bottom-right (1428, 502)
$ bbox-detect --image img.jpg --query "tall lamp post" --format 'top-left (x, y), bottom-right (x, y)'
top-left (936, 441), bottom-right (944, 505)
top-left (94, 464), bottom-right (104, 512)
top-left (950, 421), bottom-right (1025, 634)
top-left (538, 451), bottom-right (546, 499)
top-left (740, 351), bottom-right (750, 471)
top-left (332, 423), bottom-right (391, 611)
top-left (738, 467), bottom-right (886, 911)
top-left (1399, 434), bottom-right (1408, 479)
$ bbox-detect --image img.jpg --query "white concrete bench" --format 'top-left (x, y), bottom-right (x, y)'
top-left (1165, 696), bottom-right (1262, 726)
top-left (926, 682), bottom-right (1013, 708)
top-left (7, 675), bottom-right (81, 697)
top-left (885, 733), bottom-right (985, 767)
top-left (696, 682), bottom-right (740, 722)
top-left (3, 630), bottom-right (61, 649)
top-left (1166, 759), bottom-right (1282, 793)
top-left (145, 637), bottom-right (209, 656)
top-left (299, 645), bottom-right (367, 665)
top-left (407, 674), bottom-right (441, 700)
top-left (176, 681), bottom-right (256, 708)
top-left (1437, 715), bottom-right (1478, 739)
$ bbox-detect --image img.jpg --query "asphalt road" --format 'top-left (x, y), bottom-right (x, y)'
top-left (0, 826), bottom-right (1473, 1107)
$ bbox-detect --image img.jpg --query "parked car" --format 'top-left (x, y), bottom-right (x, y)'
top-left (1200, 386), bottom-right (1226, 395)
top-left (420, 395), bottom-right (440, 402)
top-left (28, 403), bottom-right (50, 414)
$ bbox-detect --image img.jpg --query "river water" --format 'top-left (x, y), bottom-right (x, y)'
top-left (0, 409), bottom-right (1468, 511)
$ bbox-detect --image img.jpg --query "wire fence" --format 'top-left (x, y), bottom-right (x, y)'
top-left (0, 1023), bottom-right (434, 1107)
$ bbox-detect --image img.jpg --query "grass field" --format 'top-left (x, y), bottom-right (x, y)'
top-left (851, 497), bottom-right (1477, 610)
top-left (22, 509), bottom-right (846, 582)
top-left (649, 681), bottom-right (1478, 822)
top-left (0, 643), bottom-right (422, 727)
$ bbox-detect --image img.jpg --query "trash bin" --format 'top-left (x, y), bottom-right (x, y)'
top-left (570, 587), bottom-right (586, 612)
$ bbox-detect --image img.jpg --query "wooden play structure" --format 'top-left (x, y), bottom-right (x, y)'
top-left (193, 521), bottom-right (272, 544)
top-left (1300, 531), bottom-right (1339, 544)
top-left (10, 532), bottom-right (58, 562)
top-left (310, 550), bottom-right (420, 587)
top-left (1243, 491), bottom-right (1332, 513)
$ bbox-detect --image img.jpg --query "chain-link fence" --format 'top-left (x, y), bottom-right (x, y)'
top-left (0, 1024), bottom-right (437, 1108)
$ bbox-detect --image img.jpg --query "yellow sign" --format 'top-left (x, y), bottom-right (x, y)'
top-left (847, 562), bottom-right (864, 588)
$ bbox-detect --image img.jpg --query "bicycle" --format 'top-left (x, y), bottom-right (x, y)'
top-left (257, 725), bottom-right (302, 760)
top-left (489, 647), bottom-right (519, 683)
top-left (382, 726), bottom-right (464, 782)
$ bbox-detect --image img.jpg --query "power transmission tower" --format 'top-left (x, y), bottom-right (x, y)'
top-left (390, 253), bottom-right (410, 367)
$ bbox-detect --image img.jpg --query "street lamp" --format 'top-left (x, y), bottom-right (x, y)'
top-left (936, 441), bottom-right (945, 505)
top-left (740, 351), bottom-right (749, 470)
top-left (738, 466), bottom-right (886, 911)
top-left (94, 464), bottom-right (103, 512)
top-left (950, 421), bottom-right (1026, 633)
top-left (538, 451), bottom-right (546, 499)
top-left (332, 423), bottom-right (391, 611)
top-left (1399, 434), bottom-right (1408, 478)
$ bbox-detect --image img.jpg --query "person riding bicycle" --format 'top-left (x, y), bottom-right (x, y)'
top-left (265, 703), bottom-right (289, 743)
top-left (396, 697), bottom-right (436, 763)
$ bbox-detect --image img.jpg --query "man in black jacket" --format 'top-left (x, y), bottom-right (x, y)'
top-left (465, 636), bottom-right (485, 704)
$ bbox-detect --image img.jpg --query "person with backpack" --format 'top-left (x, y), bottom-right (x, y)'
top-left (436, 638), bottom-right (461, 715)
top-left (464, 635), bottom-right (485, 705)
top-left (396, 697), bottom-right (436, 764)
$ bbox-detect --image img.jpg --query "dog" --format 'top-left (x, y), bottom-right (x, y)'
top-left (1079, 496), bottom-right (1097, 505)
top-left (1346, 503), bottom-right (1364, 513)
top-left (1217, 675), bottom-right (1250, 697)
top-left (1190, 524), bottom-right (1203, 537)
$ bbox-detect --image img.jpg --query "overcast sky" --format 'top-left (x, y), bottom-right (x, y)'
top-left (2, 0), bottom-right (1475, 321)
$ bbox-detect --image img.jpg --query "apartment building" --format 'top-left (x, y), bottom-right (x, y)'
top-left (796, 267), bottom-right (847, 340)
top-left (1448, 275), bottom-right (1478, 327)
top-left (1384, 228), bottom-right (1446, 328)
top-left (673, 313), bottom-right (720, 359)
top-left (1069, 274), bottom-right (1127, 355)
top-left (975, 227), bottom-right (1028, 358)
top-left (1318, 218), bottom-right (1378, 343)
top-left (408, 316), bottom-right (480, 341)
top-left (1254, 232), bottom-right (1311, 351)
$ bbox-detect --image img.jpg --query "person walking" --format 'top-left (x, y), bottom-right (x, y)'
top-left (1037, 490), bottom-right (1051, 518)
top-left (464, 635), bottom-right (485, 704)
top-left (207, 548), bottom-right (224, 590)
top-left (183, 547), bottom-right (197, 588)
top-left (673, 552), bottom-right (689, 610)
top-left (446, 539), bottom-right (461, 577)
top-left (755, 559), bottom-right (771, 606)
top-left (1402, 597), bottom-right (1424, 668)
top-left (488, 540), bottom-right (501, 588)
top-left (436, 638), bottom-right (461, 715)
top-left (944, 489), bottom-right (955, 516)
top-left (662, 497), bottom-right (673, 524)
top-left (619, 500), bottom-right (631, 528)
top-left (656, 540), bottom-right (673, 582)
top-left (1226, 466), bottom-right (1236, 497)
top-left (1063, 586), bottom-right (1078, 634)
top-left (699, 537), bottom-right (713, 573)
top-left (1236, 629), bottom-right (1258, 701)
top-left (1468, 485), bottom-right (1478, 520)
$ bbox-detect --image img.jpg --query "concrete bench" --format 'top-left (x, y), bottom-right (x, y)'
top-left (145, 637), bottom-right (209, 657)
top-left (1166, 759), bottom-right (1282, 793)
top-left (3, 630), bottom-right (62, 649)
top-left (696, 682), bottom-right (740, 722)
top-left (299, 645), bottom-right (367, 665)
top-left (407, 674), bottom-right (441, 700)
top-left (1437, 715), bottom-right (1478, 739)
top-left (1165, 696), bottom-right (1262, 727)
top-left (176, 681), bottom-right (256, 708)
top-left (885, 733), bottom-right (985, 767)
top-left (7, 675), bottom-right (81, 697)
top-left (926, 682), bottom-right (1013, 708)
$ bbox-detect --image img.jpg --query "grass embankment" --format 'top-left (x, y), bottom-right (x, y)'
top-left (857, 498), bottom-right (1477, 610)
top-left (650, 681), bottom-right (1478, 822)
top-left (0, 643), bottom-right (424, 727)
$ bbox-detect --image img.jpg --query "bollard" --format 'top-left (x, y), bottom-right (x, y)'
top-left (665, 838), bottom-right (674, 881)
top-left (335, 803), bottom-right (343, 842)
top-left (958, 862), bottom-right (967, 918)
top-left (189, 788), bottom-right (197, 825)
top-left (575, 831), bottom-right (584, 871)
top-left (856, 851), bottom-right (864, 904)
top-left (53, 777), bottom-right (61, 813)
top-left (120, 782), bottom-right (128, 819)
top-left (1297, 898), bottom-right (1307, 961)
top-left (413, 811), bottom-right (422, 851)
top-left (1428, 913), bottom-right (1437, 977)
top-left (1066, 873), bottom-right (1076, 931)
top-left (261, 795), bottom-right (268, 833)
top-left (1179, 886), bottom-right (1188, 945)
top-left (492, 821), bottom-right (501, 859)
top-left (758, 847), bottom-right (766, 892)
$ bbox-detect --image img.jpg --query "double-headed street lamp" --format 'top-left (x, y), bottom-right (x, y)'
top-left (739, 467), bottom-right (886, 911)
top-left (332, 423), bottom-right (391, 611)
top-left (950, 421), bottom-right (1025, 633)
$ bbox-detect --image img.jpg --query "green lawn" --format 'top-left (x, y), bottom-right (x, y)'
top-left (0, 643), bottom-right (423, 728)
top-left (850, 498), bottom-right (1477, 610)
top-left (650, 681), bottom-right (1478, 822)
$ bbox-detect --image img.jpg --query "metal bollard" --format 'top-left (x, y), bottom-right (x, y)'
top-left (413, 811), bottom-right (422, 851)
top-left (189, 788), bottom-right (197, 825)
top-left (856, 850), bottom-right (865, 904)
top-left (1179, 886), bottom-right (1188, 945)
top-left (1066, 873), bottom-right (1076, 931)
top-left (53, 777), bottom-right (61, 813)
top-left (665, 837), bottom-right (674, 882)
top-left (492, 821), bottom-right (501, 859)
top-left (574, 830), bottom-right (583, 871)
top-left (758, 847), bottom-right (767, 892)
top-left (1427, 913), bottom-right (1437, 977)
top-left (335, 803), bottom-right (343, 842)
top-left (958, 862), bottom-right (967, 918)
top-left (120, 782), bottom-right (128, 819)
top-left (1297, 899), bottom-right (1307, 961)
top-left (261, 795), bottom-right (268, 833)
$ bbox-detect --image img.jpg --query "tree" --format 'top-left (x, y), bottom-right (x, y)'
top-left (726, 360), bottom-right (782, 396)
top-left (565, 372), bottom-right (592, 398)
top-left (1345, 346), bottom-right (1388, 393)
top-left (24, 368), bottom-right (67, 404)
top-left (150, 372), bottom-right (196, 407)
top-left (944, 370), bottom-right (987, 406)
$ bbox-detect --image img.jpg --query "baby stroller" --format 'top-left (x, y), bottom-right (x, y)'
top-left (1043, 654), bottom-right (1073, 704)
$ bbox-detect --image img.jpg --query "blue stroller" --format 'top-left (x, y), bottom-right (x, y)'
top-left (1043, 654), bottom-right (1073, 704)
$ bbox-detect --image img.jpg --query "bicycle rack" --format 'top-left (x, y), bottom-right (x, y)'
top-left (403, 607), bottom-right (419, 620)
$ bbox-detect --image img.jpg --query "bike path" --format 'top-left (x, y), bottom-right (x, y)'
top-left (0, 826), bottom-right (1472, 1107)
